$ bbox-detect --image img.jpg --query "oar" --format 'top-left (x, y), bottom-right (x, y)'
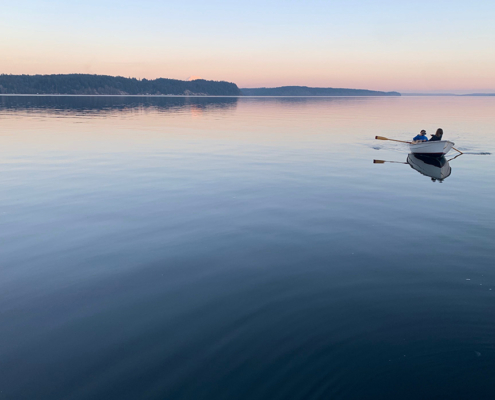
top-left (447, 153), bottom-right (463, 162)
top-left (375, 136), bottom-right (412, 144)
top-left (373, 159), bottom-right (407, 164)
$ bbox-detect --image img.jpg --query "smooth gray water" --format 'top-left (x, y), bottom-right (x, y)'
top-left (1, 96), bottom-right (494, 399)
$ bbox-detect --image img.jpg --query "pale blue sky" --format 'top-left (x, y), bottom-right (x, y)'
top-left (2, 0), bottom-right (495, 92)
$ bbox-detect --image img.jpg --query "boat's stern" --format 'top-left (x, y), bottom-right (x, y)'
top-left (442, 141), bottom-right (455, 155)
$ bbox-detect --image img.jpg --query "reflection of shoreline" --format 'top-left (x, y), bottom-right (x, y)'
top-left (0, 95), bottom-right (396, 117)
top-left (238, 96), bottom-right (384, 111)
top-left (0, 95), bottom-right (239, 116)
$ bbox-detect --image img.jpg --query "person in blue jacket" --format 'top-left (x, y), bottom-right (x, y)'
top-left (413, 129), bottom-right (428, 142)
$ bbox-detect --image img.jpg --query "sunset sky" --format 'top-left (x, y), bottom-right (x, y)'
top-left (2, 0), bottom-right (494, 93)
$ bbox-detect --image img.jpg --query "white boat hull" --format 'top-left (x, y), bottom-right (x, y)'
top-left (409, 140), bottom-right (454, 157)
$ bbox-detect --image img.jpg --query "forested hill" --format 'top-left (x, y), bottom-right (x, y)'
top-left (241, 86), bottom-right (400, 96)
top-left (0, 74), bottom-right (241, 96)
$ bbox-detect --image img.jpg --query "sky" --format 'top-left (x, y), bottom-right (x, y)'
top-left (1, 0), bottom-right (495, 93)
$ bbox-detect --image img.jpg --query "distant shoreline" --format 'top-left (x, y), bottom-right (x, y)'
top-left (0, 74), bottom-right (397, 97)
top-left (241, 86), bottom-right (400, 96)
top-left (0, 94), bottom-right (394, 97)
top-left (0, 74), bottom-right (241, 96)
top-left (4, 74), bottom-right (491, 97)
top-left (1, 94), bottom-right (494, 97)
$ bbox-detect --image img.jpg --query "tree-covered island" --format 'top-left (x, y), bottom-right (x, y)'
top-left (0, 74), bottom-right (241, 96)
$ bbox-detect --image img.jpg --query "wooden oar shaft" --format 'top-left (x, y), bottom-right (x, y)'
top-left (447, 153), bottom-right (463, 162)
top-left (375, 136), bottom-right (412, 144)
top-left (374, 159), bottom-right (407, 164)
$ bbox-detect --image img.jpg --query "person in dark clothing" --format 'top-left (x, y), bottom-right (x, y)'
top-left (430, 128), bottom-right (443, 141)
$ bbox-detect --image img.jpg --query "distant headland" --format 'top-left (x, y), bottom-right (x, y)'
top-left (0, 74), bottom-right (241, 96)
top-left (241, 86), bottom-right (401, 96)
top-left (0, 74), bottom-right (402, 97)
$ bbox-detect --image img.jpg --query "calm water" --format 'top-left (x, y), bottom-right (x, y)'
top-left (1, 96), bottom-right (494, 399)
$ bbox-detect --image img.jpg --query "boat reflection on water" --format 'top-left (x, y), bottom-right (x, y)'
top-left (374, 153), bottom-right (462, 183)
top-left (407, 154), bottom-right (451, 182)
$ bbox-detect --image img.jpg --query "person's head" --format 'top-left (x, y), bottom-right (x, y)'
top-left (435, 128), bottom-right (443, 138)
top-left (420, 129), bottom-right (426, 136)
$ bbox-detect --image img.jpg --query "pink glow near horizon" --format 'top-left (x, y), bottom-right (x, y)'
top-left (2, 50), bottom-right (494, 93)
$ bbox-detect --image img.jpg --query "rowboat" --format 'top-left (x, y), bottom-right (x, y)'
top-left (409, 140), bottom-right (454, 157)
top-left (407, 154), bottom-right (451, 181)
